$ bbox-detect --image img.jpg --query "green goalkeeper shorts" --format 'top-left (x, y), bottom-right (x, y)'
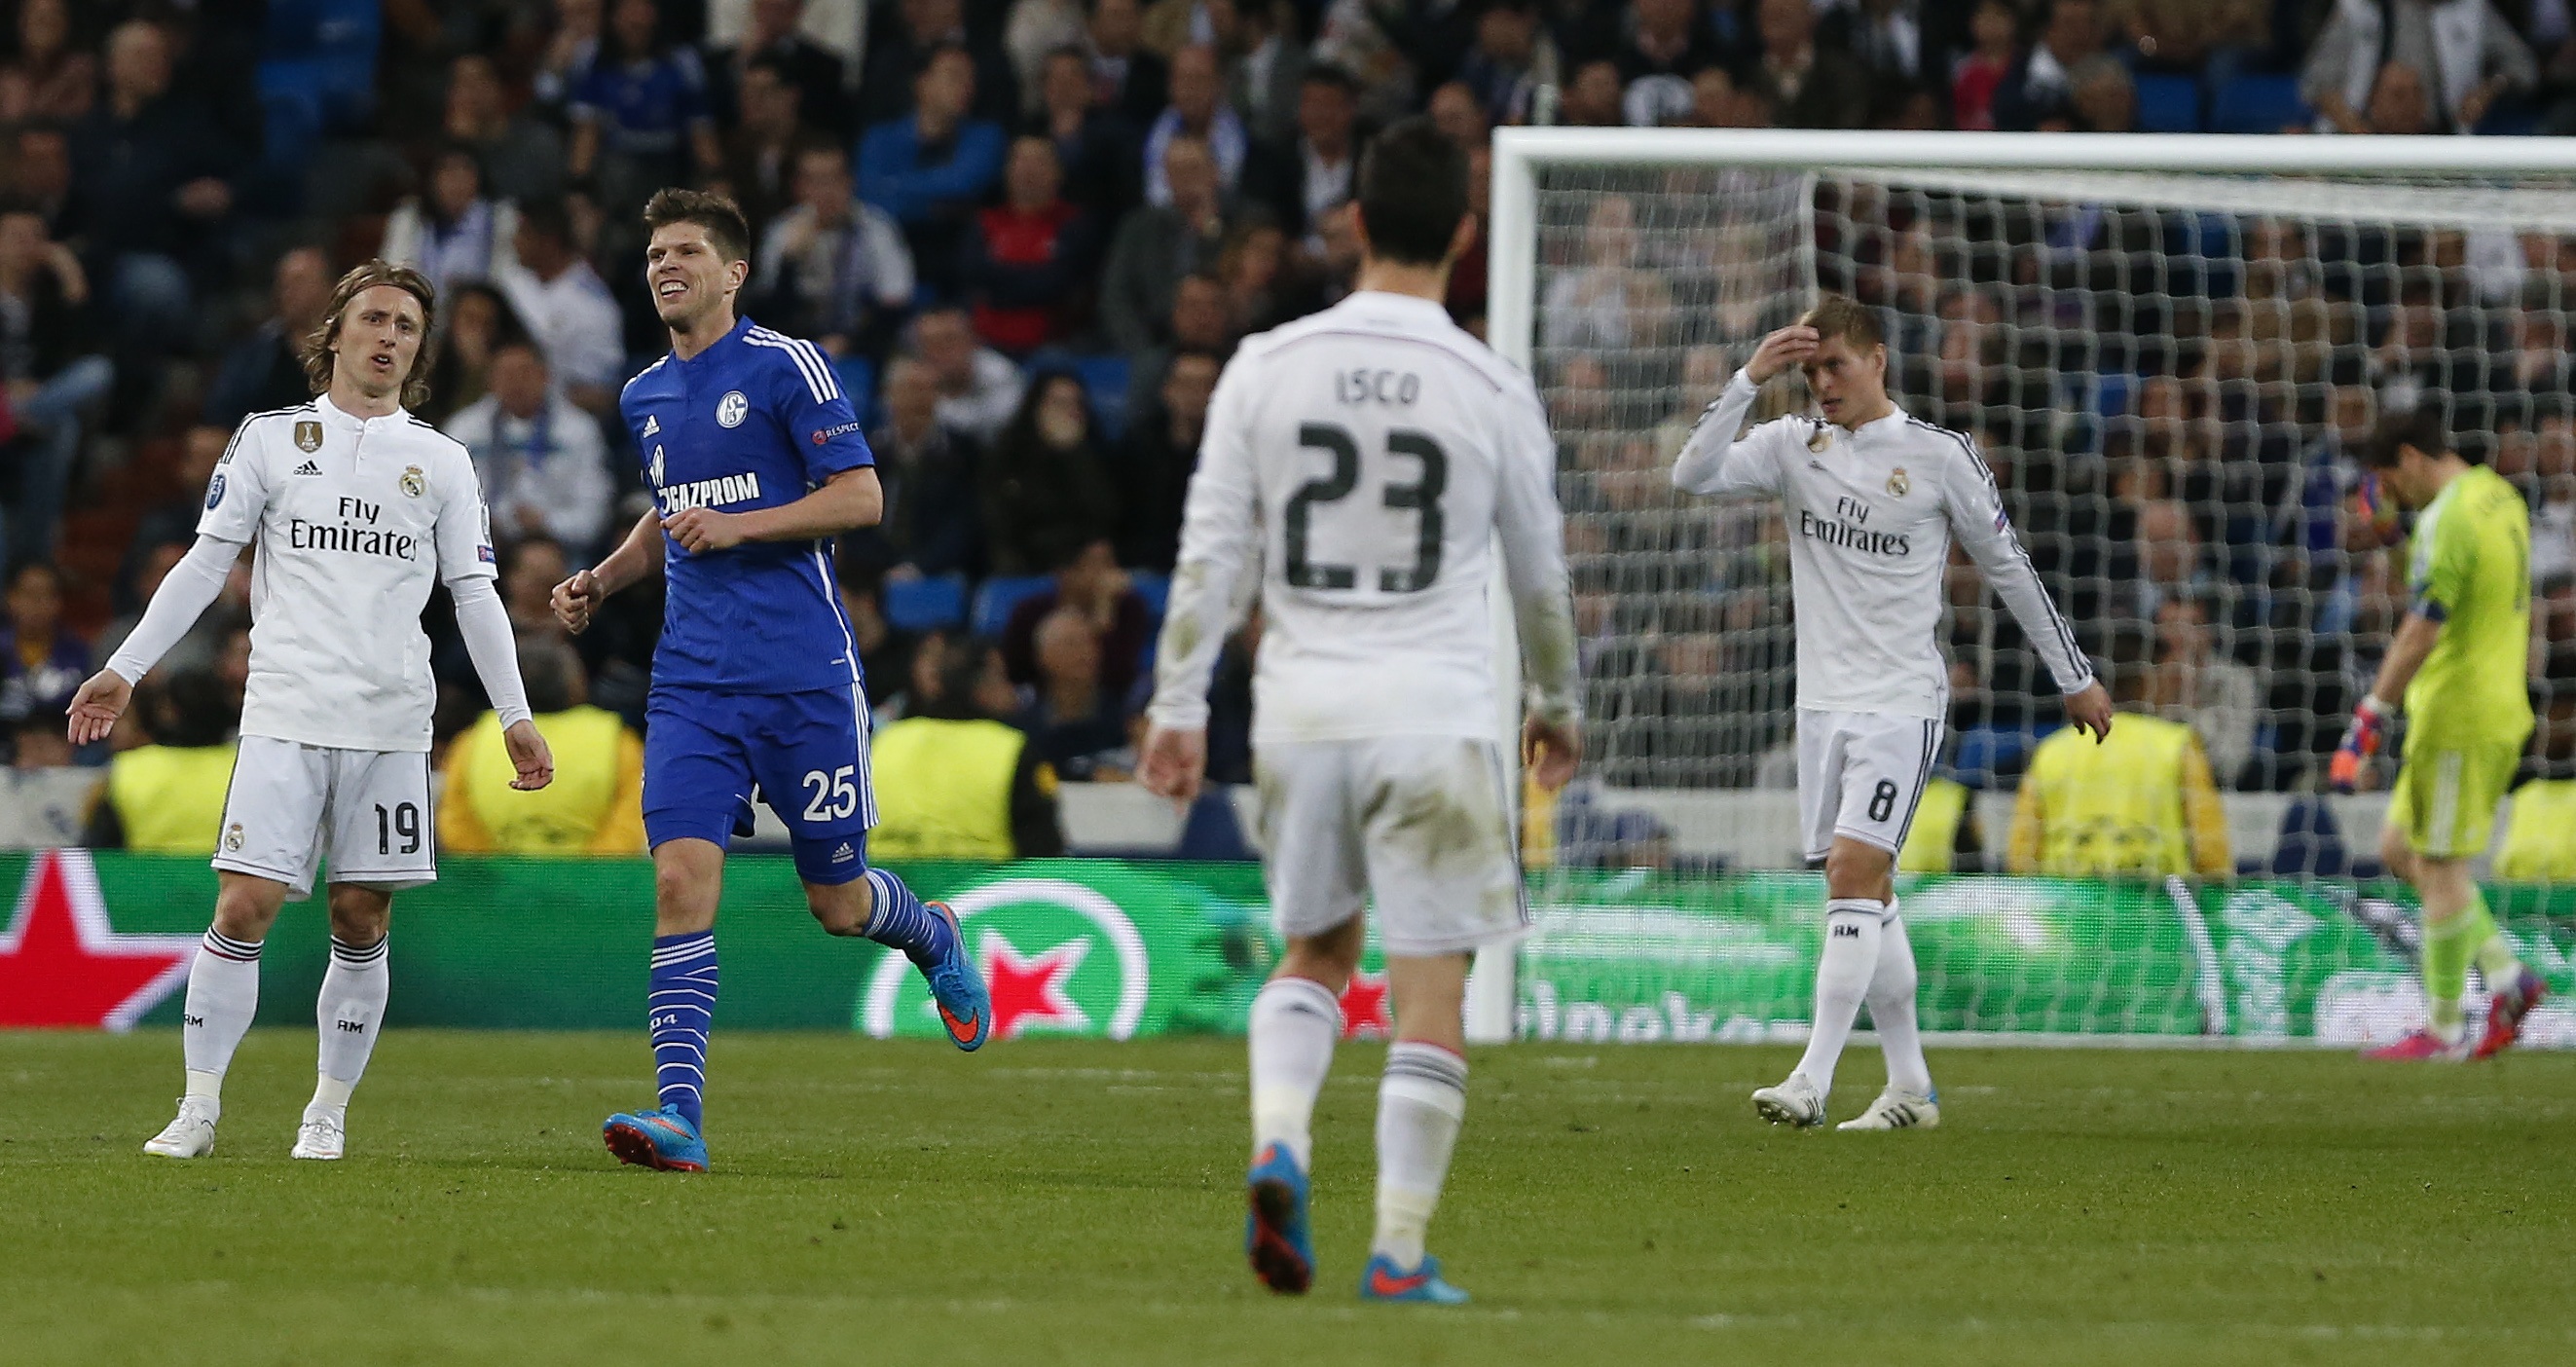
top-left (2387, 741), bottom-right (2522, 860)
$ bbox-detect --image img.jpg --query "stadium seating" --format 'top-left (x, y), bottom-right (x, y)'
top-left (2133, 74), bottom-right (2203, 133)
top-left (834, 355), bottom-right (877, 429)
top-left (881, 573), bottom-right (968, 632)
top-left (1068, 356), bottom-right (1131, 443)
top-left (971, 574), bottom-right (1056, 638)
top-left (2210, 74), bottom-right (2310, 134)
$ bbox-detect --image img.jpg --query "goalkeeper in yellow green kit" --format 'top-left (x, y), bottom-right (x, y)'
top-left (2333, 408), bottom-right (2542, 1060)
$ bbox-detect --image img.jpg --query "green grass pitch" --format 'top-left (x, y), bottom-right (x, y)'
top-left (4, 1030), bottom-right (2572, 1365)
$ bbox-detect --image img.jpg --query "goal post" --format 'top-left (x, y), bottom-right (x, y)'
top-left (1479, 128), bottom-right (2576, 1047)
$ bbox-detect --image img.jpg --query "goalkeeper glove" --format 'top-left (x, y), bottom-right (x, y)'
top-left (2329, 694), bottom-right (2393, 794)
top-left (2356, 471), bottom-right (2402, 539)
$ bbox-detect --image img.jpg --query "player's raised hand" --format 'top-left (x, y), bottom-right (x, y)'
top-left (1744, 325), bottom-right (1822, 385)
top-left (65, 670), bottom-right (132, 746)
top-left (663, 508), bottom-right (747, 554)
top-left (2329, 694), bottom-right (2391, 794)
top-left (2064, 680), bottom-right (2116, 744)
top-left (501, 720), bottom-right (555, 791)
top-left (1138, 724), bottom-right (1207, 806)
top-left (552, 568), bottom-right (602, 634)
top-left (1523, 714), bottom-right (1583, 793)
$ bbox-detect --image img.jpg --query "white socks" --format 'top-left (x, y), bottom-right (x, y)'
top-left (311, 935), bottom-right (388, 1118)
top-left (1792, 899), bottom-right (1886, 1091)
top-left (1374, 1043), bottom-right (1468, 1269)
top-left (1868, 913), bottom-right (1934, 1096)
top-left (1248, 976), bottom-right (1341, 1168)
top-left (181, 930), bottom-right (264, 1114)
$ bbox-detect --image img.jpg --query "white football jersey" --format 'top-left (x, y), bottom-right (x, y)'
top-left (1149, 291), bottom-right (1577, 744)
top-left (198, 394), bottom-right (497, 752)
top-left (1673, 372), bottom-right (2093, 720)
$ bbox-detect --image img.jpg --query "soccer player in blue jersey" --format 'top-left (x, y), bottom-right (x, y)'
top-left (551, 189), bottom-right (990, 1172)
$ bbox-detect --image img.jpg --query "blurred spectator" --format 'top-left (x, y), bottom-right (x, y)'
top-left (380, 146), bottom-right (523, 297)
top-left (1215, 219), bottom-right (1299, 334)
top-left (836, 573), bottom-right (918, 706)
top-left (1115, 347), bottom-right (1222, 571)
top-left (1229, 0), bottom-right (1312, 146)
top-left (82, 670), bottom-right (236, 853)
top-left (849, 356), bottom-right (982, 581)
top-left (2066, 55), bottom-right (2138, 132)
top-left (1122, 271), bottom-right (1234, 422)
top-left (1017, 603), bottom-right (1133, 779)
top-left (862, 0), bottom-right (1019, 127)
top-left (1951, 0), bottom-right (2018, 130)
top-left (566, 0), bottom-right (722, 211)
top-left (0, 203), bottom-right (108, 571)
top-left (498, 200), bottom-right (625, 412)
top-left (443, 54), bottom-right (567, 206)
top-left (1101, 137), bottom-right (1241, 352)
top-left (1031, 45), bottom-right (1145, 220)
top-left (1896, 770), bottom-right (1985, 872)
top-left (1003, 538), bottom-right (1153, 696)
top-left (420, 282), bottom-right (532, 426)
top-left (68, 19), bottom-right (242, 351)
top-left (503, 536), bottom-right (576, 645)
top-left (711, 0), bottom-right (850, 135)
top-left (981, 373), bottom-right (1119, 574)
top-left (1428, 80), bottom-right (1490, 148)
top-left (754, 140), bottom-right (916, 358)
top-left (445, 342), bottom-right (616, 555)
top-left (1244, 65), bottom-right (1363, 241)
top-left (1994, 0), bottom-right (2114, 131)
top-left (2303, 0), bottom-right (2534, 134)
top-left (1007, 0), bottom-right (1088, 111)
top-left (1310, 0), bottom-right (1421, 126)
top-left (99, 540), bottom-right (191, 666)
top-left (1144, 45), bottom-right (1248, 206)
top-left (1745, 0), bottom-right (1871, 129)
top-left (2131, 496), bottom-right (2212, 621)
top-left (2111, 0), bottom-right (2267, 78)
top-left (204, 247), bottom-right (333, 429)
top-left (1088, 0), bottom-right (1173, 124)
top-left (1455, 0), bottom-right (1561, 126)
top-left (914, 303), bottom-right (1025, 442)
top-left (867, 634), bottom-right (1066, 858)
top-left (1616, 0), bottom-right (1732, 127)
top-left (716, 57), bottom-right (813, 236)
top-left (958, 136), bottom-right (1099, 355)
top-left (0, 0), bottom-right (92, 125)
top-left (12, 705), bottom-right (68, 767)
top-left (1542, 196), bottom-right (1650, 351)
top-left (859, 45), bottom-right (1009, 296)
top-left (0, 561), bottom-right (85, 724)
top-left (2006, 647), bottom-right (2230, 876)
top-left (1821, 0), bottom-right (1934, 87)
top-left (536, 0), bottom-right (607, 111)
top-left (2151, 594), bottom-right (2259, 788)
top-left (1558, 57), bottom-right (1627, 126)
top-left (10, 124), bottom-right (71, 233)
top-left (439, 639), bottom-right (645, 854)
top-left (2360, 58), bottom-right (2436, 134)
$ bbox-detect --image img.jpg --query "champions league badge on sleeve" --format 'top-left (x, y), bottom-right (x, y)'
top-left (204, 472), bottom-right (226, 509)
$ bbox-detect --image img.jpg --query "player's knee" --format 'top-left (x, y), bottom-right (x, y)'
top-left (805, 877), bottom-right (870, 936)
top-left (651, 858), bottom-right (721, 931)
top-left (324, 887), bottom-right (391, 945)
top-left (1280, 920), bottom-right (1365, 993)
top-left (1823, 841), bottom-right (1895, 904)
top-left (209, 880), bottom-right (283, 941)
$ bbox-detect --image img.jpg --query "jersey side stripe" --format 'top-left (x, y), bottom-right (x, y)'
top-left (792, 338), bottom-right (841, 399)
top-left (807, 545), bottom-right (864, 687)
top-left (1915, 419), bottom-right (2086, 670)
top-left (744, 334), bottom-right (830, 404)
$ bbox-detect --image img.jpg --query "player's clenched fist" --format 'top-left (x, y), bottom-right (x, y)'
top-left (1743, 324), bottom-right (1822, 385)
top-left (65, 669), bottom-right (132, 746)
top-left (1138, 724), bottom-right (1207, 805)
top-left (551, 568), bottom-right (603, 634)
top-left (663, 508), bottom-right (747, 553)
top-left (501, 719), bottom-right (556, 791)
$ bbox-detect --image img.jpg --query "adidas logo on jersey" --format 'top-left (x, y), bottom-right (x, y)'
top-left (293, 461), bottom-right (322, 476)
top-left (641, 415), bottom-right (660, 439)
top-left (831, 842), bottom-right (855, 864)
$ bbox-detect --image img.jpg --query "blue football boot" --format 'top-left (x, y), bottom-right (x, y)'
top-left (602, 1105), bottom-right (709, 1172)
top-left (919, 901), bottom-right (991, 1051)
top-left (1359, 1252), bottom-right (1470, 1305)
top-left (1244, 1142), bottom-right (1314, 1294)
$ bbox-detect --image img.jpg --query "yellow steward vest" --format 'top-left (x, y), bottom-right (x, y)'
top-left (455, 706), bottom-right (629, 853)
top-left (2496, 779), bottom-right (2576, 883)
top-left (1898, 777), bottom-right (1969, 873)
top-left (2022, 713), bottom-right (2195, 876)
top-left (868, 718), bottom-right (1024, 861)
top-left (107, 743), bottom-right (239, 854)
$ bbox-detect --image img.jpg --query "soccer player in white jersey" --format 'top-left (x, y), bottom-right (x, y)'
top-left (1141, 120), bottom-right (1582, 1305)
top-left (1673, 297), bottom-right (2112, 1131)
top-left (66, 262), bottom-right (552, 1162)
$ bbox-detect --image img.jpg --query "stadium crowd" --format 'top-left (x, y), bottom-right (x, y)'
top-left (3, 0), bottom-right (2575, 871)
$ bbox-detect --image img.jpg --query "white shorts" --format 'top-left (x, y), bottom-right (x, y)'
top-left (1253, 736), bottom-right (1529, 957)
top-left (213, 735), bottom-right (437, 900)
top-left (1796, 709), bottom-right (1945, 863)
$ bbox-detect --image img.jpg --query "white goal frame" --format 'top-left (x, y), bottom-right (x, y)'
top-left (1467, 128), bottom-right (2576, 1044)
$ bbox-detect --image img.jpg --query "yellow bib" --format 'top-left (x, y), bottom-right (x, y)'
top-left (106, 744), bottom-right (238, 854)
top-left (456, 706), bottom-right (628, 853)
top-left (2023, 714), bottom-right (2195, 876)
top-left (868, 718), bottom-right (1025, 862)
top-left (2496, 779), bottom-right (2576, 883)
top-left (1898, 777), bottom-right (1969, 873)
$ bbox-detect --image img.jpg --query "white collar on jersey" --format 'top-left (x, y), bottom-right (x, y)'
top-left (314, 391), bottom-right (415, 432)
top-left (1342, 288), bottom-right (1454, 320)
top-left (1831, 404), bottom-right (1910, 440)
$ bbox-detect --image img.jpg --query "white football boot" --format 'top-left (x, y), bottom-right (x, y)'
top-left (1837, 1089), bottom-right (1940, 1131)
top-left (291, 1110), bottom-right (347, 1161)
top-left (1750, 1073), bottom-right (1827, 1127)
top-left (143, 1097), bottom-right (218, 1158)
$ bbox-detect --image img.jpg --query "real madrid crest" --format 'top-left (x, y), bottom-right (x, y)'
top-left (294, 420), bottom-right (323, 453)
top-left (717, 390), bottom-right (749, 428)
top-left (1886, 466), bottom-right (1910, 498)
top-left (1807, 425), bottom-right (1831, 453)
top-left (223, 823), bottom-right (244, 852)
top-left (399, 465), bottom-right (426, 498)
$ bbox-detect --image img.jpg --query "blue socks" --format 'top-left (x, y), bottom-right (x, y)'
top-left (863, 868), bottom-right (952, 969)
top-left (648, 931), bottom-right (718, 1129)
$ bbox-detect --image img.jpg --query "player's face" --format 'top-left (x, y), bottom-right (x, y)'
top-left (646, 223), bottom-right (746, 332)
top-left (1802, 336), bottom-right (1888, 426)
top-left (332, 284), bottom-right (426, 400)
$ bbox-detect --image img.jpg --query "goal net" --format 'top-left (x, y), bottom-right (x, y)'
top-left (1483, 130), bottom-right (2576, 1046)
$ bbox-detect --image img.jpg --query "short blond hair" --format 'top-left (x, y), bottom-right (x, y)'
top-left (1799, 293), bottom-right (1883, 351)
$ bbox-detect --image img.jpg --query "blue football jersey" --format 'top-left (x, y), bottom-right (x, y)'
top-left (622, 317), bottom-right (875, 692)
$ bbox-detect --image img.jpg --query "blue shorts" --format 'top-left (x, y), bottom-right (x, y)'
top-left (644, 684), bottom-right (878, 884)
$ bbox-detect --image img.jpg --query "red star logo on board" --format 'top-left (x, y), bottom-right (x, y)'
top-left (1340, 970), bottom-right (1393, 1040)
top-left (978, 931), bottom-right (1091, 1040)
top-left (0, 849), bottom-right (197, 1030)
